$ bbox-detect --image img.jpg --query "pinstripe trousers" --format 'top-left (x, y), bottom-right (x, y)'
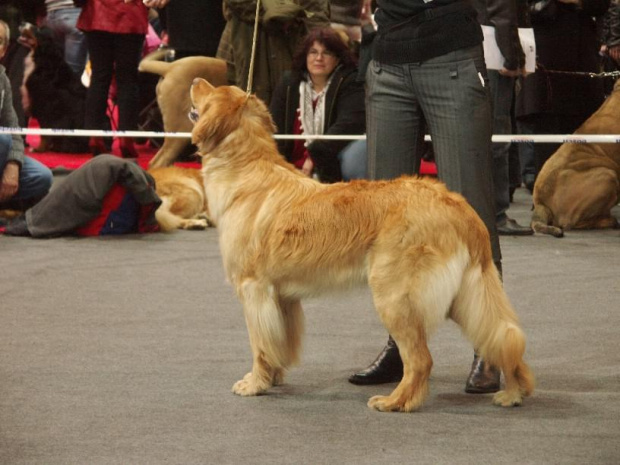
top-left (365, 45), bottom-right (501, 265)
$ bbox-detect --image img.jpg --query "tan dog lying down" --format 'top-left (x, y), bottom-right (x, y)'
top-left (189, 79), bottom-right (535, 412)
top-left (138, 51), bottom-right (227, 169)
top-left (532, 80), bottom-right (620, 237)
top-left (149, 166), bottom-right (211, 231)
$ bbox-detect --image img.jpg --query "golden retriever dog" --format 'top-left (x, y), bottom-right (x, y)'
top-left (189, 79), bottom-right (535, 412)
top-left (138, 51), bottom-right (227, 169)
top-left (149, 166), bottom-right (212, 231)
top-left (531, 80), bottom-right (620, 237)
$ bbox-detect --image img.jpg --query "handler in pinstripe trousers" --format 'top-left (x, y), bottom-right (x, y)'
top-left (348, 0), bottom-right (503, 394)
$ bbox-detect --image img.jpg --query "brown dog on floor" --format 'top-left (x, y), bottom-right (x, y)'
top-left (149, 166), bottom-right (212, 231)
top-left (189, 79), bottom-right (535, 412)
top-left (531, 80), bottom-right (620, 237)
top-left (138, 51), bottom-right (227, 169)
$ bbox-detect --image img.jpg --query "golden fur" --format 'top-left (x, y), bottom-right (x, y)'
top-left (532, 80), bottom-right (620, 237)
top-left (138, 51), bottom-right (227, 169)
top-left (190, 79), bottom-right (535, 412)
top-left (149, 166), bottom-right (212, 231)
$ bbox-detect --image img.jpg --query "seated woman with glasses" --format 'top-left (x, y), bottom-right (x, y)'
top-left (269, 27), bottom-right (367, 183)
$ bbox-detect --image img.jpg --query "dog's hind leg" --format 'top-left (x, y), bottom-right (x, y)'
top-left (366, 252), bottom-right (459, 412)
top-left (553, 166), bottom-right (618, 231)
top-left (366, 312), bottom-right (433, 413)
top-left (232, 280), bottom-right (293, 396)
top-left (148, 138), bottom-right (191, 168)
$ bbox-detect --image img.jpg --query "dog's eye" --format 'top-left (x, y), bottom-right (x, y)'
top-left (188, 107), bottom-right (199, 123)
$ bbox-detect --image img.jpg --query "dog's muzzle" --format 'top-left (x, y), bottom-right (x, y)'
top-left (188, 107), bottom-right (199, 124)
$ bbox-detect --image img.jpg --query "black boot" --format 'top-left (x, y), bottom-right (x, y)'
top-left (464, 353), bottom-right (500, 394)
top-left (348, 336), bottom-right (403, 385)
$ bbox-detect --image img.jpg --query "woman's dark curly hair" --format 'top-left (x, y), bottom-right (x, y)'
top-left (291, 27), bottom-right (357, 79)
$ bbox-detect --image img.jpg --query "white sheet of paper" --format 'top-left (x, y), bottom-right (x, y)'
top-left (481, 25), bottom-right (536, 73)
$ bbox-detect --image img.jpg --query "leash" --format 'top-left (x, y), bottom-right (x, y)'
top-left (246, 0), bottom-right (262, 96)
top-left (542, 69), bottom-right (620, 79)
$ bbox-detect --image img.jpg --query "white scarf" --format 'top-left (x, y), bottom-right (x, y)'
top-left (298, 72), bottom-right (336, 146)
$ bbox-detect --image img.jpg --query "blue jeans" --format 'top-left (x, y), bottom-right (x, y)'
top-left (339, 140), bottom-right (367, 181)
top-left (0, 135), bottom-right (53, 204)
top-left (44, 7), bottom-right (88, 75)
top-left (365, 45), bottom-right (500, 264)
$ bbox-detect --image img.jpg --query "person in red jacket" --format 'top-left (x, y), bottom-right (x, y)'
top-left (77, 0), bottom-right (169, 158)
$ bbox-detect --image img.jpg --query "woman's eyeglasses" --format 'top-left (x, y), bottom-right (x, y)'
top-left (308, 49), bottom-right (336, 59)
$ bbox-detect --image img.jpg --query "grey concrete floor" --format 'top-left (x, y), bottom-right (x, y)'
top-left (1, 184), bottom-right (619, 465)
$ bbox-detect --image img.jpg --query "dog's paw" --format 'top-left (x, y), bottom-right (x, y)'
top-left (492, 390), bottom-right (523, 407)
top-left (197, 213), bottom-right (215, 227)
top-left (367, 395), bottom-right (405, 412)
top-left (182, 219), bottom-right (209, 230)
top-left (232, 373), bottom-right (267, 396)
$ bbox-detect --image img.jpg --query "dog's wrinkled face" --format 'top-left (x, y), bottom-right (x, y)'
top-left (189, 79), bottom-right (276, 154)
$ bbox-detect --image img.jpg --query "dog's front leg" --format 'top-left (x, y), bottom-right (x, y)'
top-left (232, 280), bottom-right (291, 396)
top-left (232, 354), bottom-right (278, 396)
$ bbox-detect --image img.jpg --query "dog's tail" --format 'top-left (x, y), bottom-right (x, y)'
top-left (452, 263), bottom-right (535, 399)
top-left (138, 48), bottom-right (171, 77)
top-left (531, 203), bottom-right (564, 238)
top-left (154, 197), bottom-right (185, 232)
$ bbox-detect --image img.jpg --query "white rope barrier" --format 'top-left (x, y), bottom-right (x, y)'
top-left (3, 126), bottom-right (620, 144)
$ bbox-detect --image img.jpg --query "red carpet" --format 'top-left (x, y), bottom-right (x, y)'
top-left (24, 119), bottom-right (437, 175)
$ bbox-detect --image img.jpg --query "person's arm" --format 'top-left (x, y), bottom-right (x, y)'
top-left (142, 0), bottom-right (170, 7)
top-left (487, 0), bottom-right (526, 74)
top-left (300, 0), bottom-right (331, 29)
top-left (0, 74), bottom-right (24, 201)
top-left (606, 3), bottom-right (620, 62)
top-left (0, 75), bottom-right (24, 168)
top-left (0, 161), bottom-right (19, 202)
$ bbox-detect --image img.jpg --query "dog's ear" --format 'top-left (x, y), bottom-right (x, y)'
top-left (190, 77), bottom-right (215, 101)
top-left (191, 86), bottom-right (244, 152)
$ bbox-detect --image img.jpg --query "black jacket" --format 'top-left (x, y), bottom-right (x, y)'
top-left (371, 0), bottom-right (483, 64)
top-left (269, 65), bottom-right (365, 183)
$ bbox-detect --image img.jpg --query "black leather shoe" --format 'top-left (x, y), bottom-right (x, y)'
top-left (465, 354), bottom-right (500, 394)
top-left (497, 217), bottom-right (534, 236)
top-left (348, 337), bottom-right (403, 385)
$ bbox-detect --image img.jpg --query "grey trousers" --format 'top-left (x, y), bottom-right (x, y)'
top-left (365, 45), bottom-right (501, 265)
